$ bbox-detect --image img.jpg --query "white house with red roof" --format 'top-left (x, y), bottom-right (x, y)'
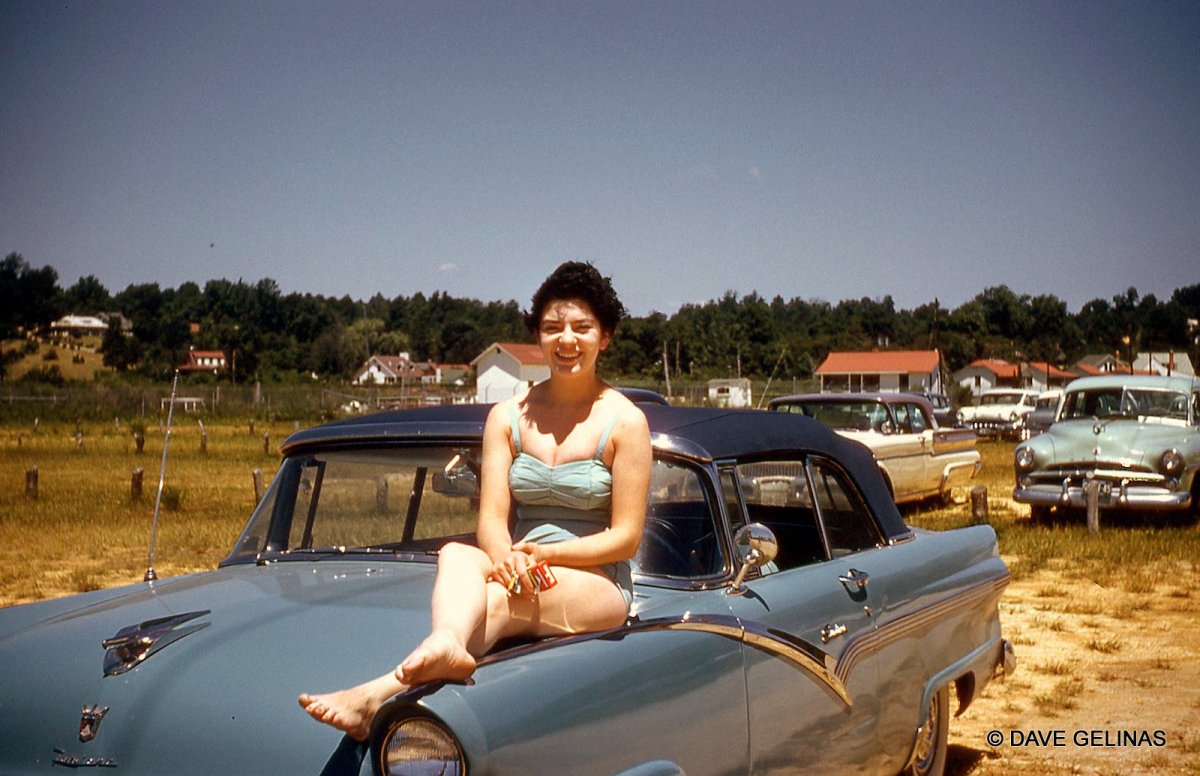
top-left (353, 354), bottom-right (425, 386)
top-left (178, 347), bottom-right (227, 374)
top-left (1022, 361), bottom-right (1078, 392)
top-left (471, 342), bottom-right (550, 402)
top-left (952, 358), bottom-right (1021, 398)
top-left (814, 350), bottom-right (943, 394)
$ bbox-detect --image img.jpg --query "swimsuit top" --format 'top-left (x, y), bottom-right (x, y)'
top-left (508, 403), bottom-right (617, 521)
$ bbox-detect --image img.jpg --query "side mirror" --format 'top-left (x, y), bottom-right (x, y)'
top-left (728, 523), bottom-right (778, 595)
top-left (879, 420), bottom-right (895, 435)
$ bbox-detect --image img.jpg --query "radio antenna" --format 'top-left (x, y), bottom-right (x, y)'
top-left (145, 370), bottom-right (180, 583)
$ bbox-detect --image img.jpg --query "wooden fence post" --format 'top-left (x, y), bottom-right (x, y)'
top-left (252, 468), bottom-right (264, 503)
top-left (198, 420), bottom-right (208, 454)
top-left (1085, 479), bottom-right (1102, 533)
top-left (970, 485), bottom-right (988, 524)
top-left (375, 476), bottom-right (388, 513)
top-left (25, 466), bottom-right (38, 499)
top-left (262, 432), bottom-right (270, 456)
top-left (249, 419), bottom-right (255, 435)
top-left (75, 430), bottom-right (84, 450)
top-left (134, 431), bottom-right (145, 453)
top-left (131, 467), bottom-right (144, 501)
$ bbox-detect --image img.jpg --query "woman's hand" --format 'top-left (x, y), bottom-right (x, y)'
top-left (489, 546), bottom-right (539, 598)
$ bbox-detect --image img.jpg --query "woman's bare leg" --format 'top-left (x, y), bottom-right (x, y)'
top-left (299, 542), bottom-right (492, 739)
top-left (396, 542), bottom-right (492, 684)
top-left (299, 549), bottom-right (628, 740)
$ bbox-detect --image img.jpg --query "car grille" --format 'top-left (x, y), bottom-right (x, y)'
top-left (1026, 464), bottom-right (1163, 486)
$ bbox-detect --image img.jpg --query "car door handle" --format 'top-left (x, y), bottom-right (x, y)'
top-left (821, 623), bottom-right (848, 643)
top-left (838, 568), bottom-right (869, 590)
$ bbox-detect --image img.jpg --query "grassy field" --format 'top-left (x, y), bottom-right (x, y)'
top-left (0, 417), bottom-right (293, 605)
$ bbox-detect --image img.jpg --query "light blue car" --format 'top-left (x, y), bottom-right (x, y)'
top-left (0, 402), bottom-right (1013, 775)
top-left (1014, 374), bottom-right (1200, 520)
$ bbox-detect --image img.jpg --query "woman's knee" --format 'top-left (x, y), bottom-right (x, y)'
top-left (437, 541), bottom-right (487, 569)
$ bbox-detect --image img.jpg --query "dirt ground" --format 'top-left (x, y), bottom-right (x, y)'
top-left (945, 563), bottom-right (1200, 775)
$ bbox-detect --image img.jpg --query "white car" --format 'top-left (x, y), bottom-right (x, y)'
top-left (769, 392), bottom-right (981, 505)
top-left (957, 389), bottom-right (1040, 440)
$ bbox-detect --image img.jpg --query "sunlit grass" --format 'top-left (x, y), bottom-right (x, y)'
top-left (0, 418), bottom-right (290, 605)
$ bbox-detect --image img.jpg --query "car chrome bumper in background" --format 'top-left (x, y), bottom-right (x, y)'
top-left (1013, 481), bottom-right (1192, 511)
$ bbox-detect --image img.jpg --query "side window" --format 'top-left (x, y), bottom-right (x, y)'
top-left (635, 460), bottom-right (724, 579)
top-left (1192, 393), bottom-right (1200, 425)
top-left (736, 460), bottom-right (826, 570)
top-left (892, 403), bottom-right (912, 433)
top-left (908, 404), bottom-right (928, 433)
top-left (808, 459), bottom-right (882, 557)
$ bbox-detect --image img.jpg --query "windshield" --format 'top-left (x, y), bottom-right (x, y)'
top-left (775, 401), bottom-right (889, 432)
top-left (981, 393), bottom-right (1026, 406)
top-left (1060, 387), bottom-right (1190, 422)
top-left (224, 445), bottom-right (727, 579)
top-left (226, 446), bottom-right (483, 563)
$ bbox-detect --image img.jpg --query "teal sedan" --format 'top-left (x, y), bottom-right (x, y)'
top-left (0, 403), bottom-right (1013, 775)
top-left (1013, 374), bottom-right (1200, 520)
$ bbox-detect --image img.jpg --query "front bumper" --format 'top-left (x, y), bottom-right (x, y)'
top-left (970, 420), bottom-right (1022, 438)
top-left (1013, 473), bottom-right (1192, 511)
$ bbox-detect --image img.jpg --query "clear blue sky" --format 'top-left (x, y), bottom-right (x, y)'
top-left (2, 1), bottom-right (1197, 317)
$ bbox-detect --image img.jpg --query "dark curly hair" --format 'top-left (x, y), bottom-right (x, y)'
top-left (525, 261), bottom-right (627, 335)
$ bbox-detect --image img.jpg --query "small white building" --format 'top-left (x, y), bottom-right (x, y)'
top-left (951, 358), bottom-right (1020, 399)
top-left (178, 348), bottom-right (227, 374)
top-left (1133, 351), bottom-right (1195, 377)
top-left (706, 378), bottom-right (752, 408)
top-left (353, 354), bottom-right (423, 386)
top-left (50, 315), bottom-right (108, 337)
top-left (471, 343), bottom-right (549, 403)
top-left (816, 350), bottom-right (943, 394)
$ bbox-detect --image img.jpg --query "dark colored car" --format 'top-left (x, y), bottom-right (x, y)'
top-left (905, 391), bottom-right (959, 428)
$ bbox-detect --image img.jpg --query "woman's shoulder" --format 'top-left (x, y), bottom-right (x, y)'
top-left (601, 389), bottom-right (650, 434)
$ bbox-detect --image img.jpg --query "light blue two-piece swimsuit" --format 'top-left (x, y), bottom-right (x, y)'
top-left (507, 404), bottom-right (634, 608)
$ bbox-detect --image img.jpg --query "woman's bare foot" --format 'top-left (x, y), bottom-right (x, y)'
top-left (298, 673), bottom-right (402, 741)
top-left (396, 629), bottom-right (477, 686)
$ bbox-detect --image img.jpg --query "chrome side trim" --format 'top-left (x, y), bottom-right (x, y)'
top-left (833, 574), bottom-right (1010, 684)
top-left (479, 612), bottom-right (851, 707)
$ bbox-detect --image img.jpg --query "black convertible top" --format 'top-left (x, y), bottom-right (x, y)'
top-left (282, 402), bottom-right (909, 540)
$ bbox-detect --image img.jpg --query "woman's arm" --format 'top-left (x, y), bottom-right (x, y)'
top-left (515, 401), bottom-right (651, 568)
top-left (475, 401), bottom-right (516, 562)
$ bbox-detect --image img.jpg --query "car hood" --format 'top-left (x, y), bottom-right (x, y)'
top-left (0, 560), bottom-right (439, 774)
top-left (1038, 419), bottom-right (1189, 466)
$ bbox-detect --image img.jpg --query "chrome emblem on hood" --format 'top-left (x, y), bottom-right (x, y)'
top-left (78, 705), bottom-right (109, 742)
top-left (101, 610), bottom-right (211, 676)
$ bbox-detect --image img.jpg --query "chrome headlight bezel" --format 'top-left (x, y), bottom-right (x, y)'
top-left (1160, 448), bottom-right (1184, 477)
top-left (378, 715), bottom-right (466, 776)
top-left (1014, 446), bottom-right (1036, 471)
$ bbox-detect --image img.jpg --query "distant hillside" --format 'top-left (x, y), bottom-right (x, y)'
top-left (2, 338), bottom-right (109, 383)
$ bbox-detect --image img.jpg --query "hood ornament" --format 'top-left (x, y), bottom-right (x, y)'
top-left (79, 705), bottom-right (109, 742)
top-left (101, 610), bottom-right (211, 676)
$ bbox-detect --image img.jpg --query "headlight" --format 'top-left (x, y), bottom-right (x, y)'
top-left (380, 717), bottom-right (466, 776)
top-left (1015, 446), bottom-right (1036, 471)
top-left (1008, 411), bottom-right (1019, 423)
top-left (955, 410), bottom-right (965, 425)
top-left (1161, 449), bottom-right (1184, 476)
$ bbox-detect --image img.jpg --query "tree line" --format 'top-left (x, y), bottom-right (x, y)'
top-left (3, 252), bottom-right (1198, 385)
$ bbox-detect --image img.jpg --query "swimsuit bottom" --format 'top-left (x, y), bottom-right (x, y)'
top-left (514, 516), bottom-right (633, 609)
